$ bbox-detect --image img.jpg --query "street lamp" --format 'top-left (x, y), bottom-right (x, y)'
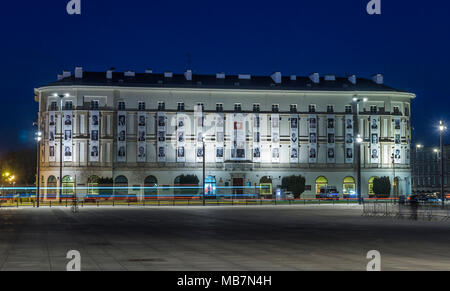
top-left (439, 121), bottom-right (447, 207)
top-left (415, 144), bottom-right (423, 194)
top-left (353, 97), bottom-right (367, 205)
top-left (202, 133), bottom-right (206, 206)
top-left (34, 126), bottom-right (43, 208)
top-left (391, 147), bottom-right (396, 198)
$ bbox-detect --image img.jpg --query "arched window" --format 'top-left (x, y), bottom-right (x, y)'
top-left (144, 176), bottom-right (158, 198)
top-left (47, 176), bottom-right (57, 200)
top-left (114, 175), bottom-right (128, 197)
top-left (368, 177), bottom-right (377, 197)
top-left (315, 176), bottom-right (328, 194)
top-left (174, 175), bottom-right (199, 197)
top-left (343, 177), bottom-right (356, 196)
top-left (62, 176), bottom-right (74, 197)
top-left (87, 176), bottom-right (100, 196)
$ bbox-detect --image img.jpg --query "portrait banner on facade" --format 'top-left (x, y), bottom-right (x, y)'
top-left (252, 114), bottom-right (261, 163)
top-left (394, 117), bottom-right (401, 164)
top-left (157, 111), bottom-right (166, 163)
top-left (194, 105), bottom-right (204, 163)
top-left (137, 111), bottom-right (147, 163)
top-left (345, 114), bottom-right (354, 164)
top-left (176, 113), bottom-right (186, 163)
top-left (215, 113), bottom-right (224, 163)
top-left (231, 113), bottom-right (246, 161)
top-left (117, 111), bottom-right (127, 162)
top-left (48, 111), bottom-right (56, 162)
top-left (89, 111), bottom-right (100, 162)
top-left (327, 114), bottom-right (335, 164)
top-left (63, 111), bottom-right (73, 162)
top-left (290, 114), bottom-right (299, 164)
top-left (309, 114), bottom-right (317, 164)
top-left (271, 114), bottom-right (280, 163)
top-left (370, 115), bottom-right (380, 164)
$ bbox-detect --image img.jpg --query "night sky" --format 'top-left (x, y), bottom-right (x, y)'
top-left (0, 0), bottom-right (448, 154)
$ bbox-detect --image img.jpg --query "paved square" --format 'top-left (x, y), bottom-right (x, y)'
top-left (0, 205), bottom-right (449, 271)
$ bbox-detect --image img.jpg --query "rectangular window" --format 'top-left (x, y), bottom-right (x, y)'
top-left (65, 101), bottom-right (73, 110)
top-left (290, 104), bottom-right (297, 113)
top-left (138, 102), bottom-right (146, 111)
top-left (177, 102), bottom-right (185, 111)
top-left (327, 105), bottom-right (334, 113)
top-left (345, 105), bottom-right (352, 114)
top-left (158, 102), bottom-right (165, 111)
top-left (216, 103), bottom-right (223, 112)
top-left (50, 102), bottom-right (58, 111)
top-left (234, 103), bottom-right (242, 112)
top-left (91, 100), bottom-right (99, 110)
top-left (253, 104), bottom-right (260, 112)
top-left (272, 104), bottom-right (279, 113)
top-left (309, 105), bottom-right (316, 113)
top-left (370, 106), bottom-right (377, 114)
top-left (118, 102), bottom-right (126, 111)
top-left (393, 106), bottom-right (400, 115)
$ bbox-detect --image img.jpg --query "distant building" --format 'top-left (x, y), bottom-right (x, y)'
top-left (34, 68), bottom-right (415, 200)
top-left (411, 145), bottom-right (450, 195)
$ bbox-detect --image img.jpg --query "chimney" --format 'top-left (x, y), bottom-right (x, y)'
top-left (290, 75), bottom-right (297, 81)
top-left (124, 71), bottom-right (135, 77)
top-left (238, 74), bottom-right (251, 80)
top-left (309, 73), bottom-right (320, 84)
top-left (271, 72), bottom-right (282, 84)
top-left (372, 74), bottom-right (384, 85)
top-left (324, 74), bottom-right (336, 81)
top-left (62, 71), bottom-right (72, 79)
top-left (145, 69), bottom-right (153, 74)
top-left (164, 72), bottom-right (173, 78)
top-left (216, 72), bottom-right (226, 79)
top-left (75, 67), bottom-right (83, 79)
top-left (348, 75), bottom-right (357, 85)
top-left (184, 69), bottom-right (192, 81)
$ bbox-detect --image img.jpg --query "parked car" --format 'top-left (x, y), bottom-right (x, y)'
top-left (318, 186), bottom-right (339, 199)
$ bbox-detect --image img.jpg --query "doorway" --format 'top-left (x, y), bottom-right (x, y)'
top-left (233, 178), bottom-right (244, 198)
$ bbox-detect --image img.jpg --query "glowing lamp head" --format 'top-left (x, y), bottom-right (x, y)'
top-left (356, 134), bottom-right (363, 144)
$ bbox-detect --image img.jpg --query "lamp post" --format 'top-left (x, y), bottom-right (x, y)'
top-left (391, 148), bottom-right (396, 198)
top-left (415, 144), bottom-right (423, 195)
top-left (34, 128), bottom-right (42, 208)
top-left (353, 97), bottom-right (367, 205)
top-left (202, 134), bottom-right (206, 206)
top-left (439, 121), bottom-right (446, 207)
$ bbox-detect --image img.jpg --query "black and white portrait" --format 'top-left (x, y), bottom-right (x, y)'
top-left (310, 117), bottom-right (317, 129)
top-left (328, 148), bottom-right (335, 159)
top-left (216, 148), bottom-right (223, 158)
top-left (158, 131), bottom-right (166, 142)
top-left (138, 146), bottom-right (146, 158)
top-left (253, 147), bottom-right (260, 158)
top-left (346, 118), bottom-right (353, 129)
top-left (177, 147), bottom-right (185, 158)
top-left (291, 118), bottom-right (298, 129)
top-left (158, 147), bottom-right (165, 158)
top-left (118, 115), bottom-right (126, 127)
top-left (92, 115), bottom-right (99, 126)
top-left (310, 133), bottom-right (317, 144)
top-left (371, 149), bottom-right (378, 159)
top-left (65, 115), bottom-right (72, 126)
top-left (138, 130), bottom-right (146, 142)
top-left (119, 130), bottom-right (126, 142)
top-left (138, 115), bottom-right (146, 127)
top-left (309, 148), bottom-right (316, 159)
top-left (64, 146), bottom-right (72, 157)
top-left (371, 118), bottom-right (378, 130)
top-left (64, 130), bottom-right (72, 141)
top-left (91, 146), bottom-right (99, 157)
top-left (118, 146), bottom-right (126, 157)
top-left (327, 118), bottom-right (334, 129)
top-left (371, 134), bottom-right (378, 144)
top-left (346, 148), bottom-right (353, 159)
top-left (291, 148), bottom-right (298, 159)
top-left (49, 146), bottom-right (55, 157)
top-left (328, 134), bottom-right (335, 144)
top-left (91, 130), bottom-right (99, 141)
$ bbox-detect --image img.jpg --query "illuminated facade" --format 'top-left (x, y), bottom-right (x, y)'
top-left (35, 68), bottom-right (415, 199)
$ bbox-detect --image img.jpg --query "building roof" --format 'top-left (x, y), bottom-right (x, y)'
top-left (39, 71), bottom-right (410, 93)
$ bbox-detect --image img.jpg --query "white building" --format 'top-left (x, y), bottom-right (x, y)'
top-left (34, 68), bottom-right (415, 199)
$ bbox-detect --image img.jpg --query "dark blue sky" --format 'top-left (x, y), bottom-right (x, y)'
top-left (0, 0), bottom-right (448, 153)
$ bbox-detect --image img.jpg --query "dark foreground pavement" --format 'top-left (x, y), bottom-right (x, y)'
top-left (0, 205), bottom-right (449, 271)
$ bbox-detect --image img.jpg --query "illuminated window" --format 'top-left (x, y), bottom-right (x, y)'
top-left (343, 177), bottom-right (356, 195)
top-left (368, 176), bottom-right (377, 196)
top-left (315, 176), bottom-right (328, 194)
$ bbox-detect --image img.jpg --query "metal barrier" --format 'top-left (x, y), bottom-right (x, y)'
top-left (363, 201), bottom-right (450, 221)
top-left (0, 197), bottom-right (362, 208)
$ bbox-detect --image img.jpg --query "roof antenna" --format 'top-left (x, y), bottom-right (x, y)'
top-left (186, 52), bottom-right (192, 70)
